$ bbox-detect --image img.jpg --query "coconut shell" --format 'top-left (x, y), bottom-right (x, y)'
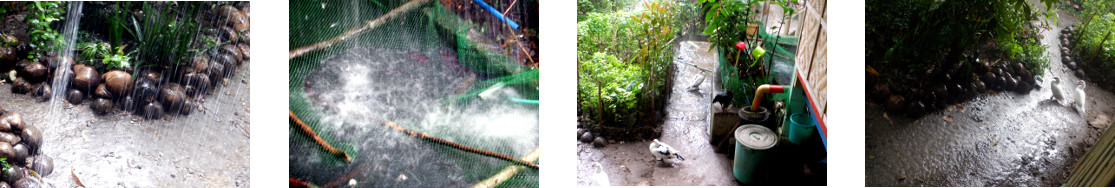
top-left (91, 98), bottom-right (113, 115)
top-left (65, 89), bottom-right (82, 104)
top-left (159, 83), bottom-right (186, 113)
top-left (71, 64), bottom-right (101, 91)
top-left (19, 61), bottom-right (46, 82)
top-left (142, 102), bottom-right (164, 120)
top-left (102, 70), bottom-right (133, 96)
top-left (0, 112), bottom-right (21, 132)
top-left (220, 44), bottom-right (242, 63)
top-left (237, 43), bottom-right (250, 60)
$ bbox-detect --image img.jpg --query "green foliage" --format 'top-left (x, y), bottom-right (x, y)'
top-left (26, 1), bottom-right (66, 62)
top-left (78, 42), bottom-right (133, 70)
top-left (700, 0), bottom-right (761, 62)
top-left (577, 0), bottom-right (635, 22)
top-left (576, 0), bottom-right (679, 130)
top-left (997, 35), bottom-right (1048, 76)
top-left (866, 0), bottom-right (1055, 79)
top-left (136, 2), bottom-right (201, 66)
top-left (577, 11), bottom-right (636, 63)
top-left (578, 52), bottom-right (645, 126)
top-left (1075, 13), bottom-right (1115, 69)
top-left (0, 158), bottom-right (9, 170)
top-left (107, 2), bottom-right (134, 49)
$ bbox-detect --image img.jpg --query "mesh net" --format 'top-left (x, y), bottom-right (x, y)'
top-left (288, 0), bottom-right (538, 187)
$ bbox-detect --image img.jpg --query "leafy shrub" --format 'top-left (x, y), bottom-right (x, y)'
top-left (576, 11), bottom-right (637, 63)
top-left (576, 0), bottom-right (679, 137)
top-left (866, 0), bottom-right (1054, 80)
top-left (998, 33), bottom-right (1049, 76)
top-left (26, 1), bottom-right (66, 62)
top-left (77, 42), bottom-right (133, 70)
top-left (578, 52), bottom-right (645, 127)
top-left (1075, 13), bottom-right (1115, 69)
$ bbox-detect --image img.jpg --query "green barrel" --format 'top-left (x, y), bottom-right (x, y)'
top-left (733, 124), bottom-right (776, 184)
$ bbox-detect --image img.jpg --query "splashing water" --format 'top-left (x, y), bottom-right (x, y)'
top-left (48, 2), bottom-right (83, 125)
top-left (291, 46), bottom-right (539, 187)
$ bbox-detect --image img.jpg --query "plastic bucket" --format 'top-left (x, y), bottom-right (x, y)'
top-left (733, 124), bottom-right (776, 184)
top-left (789, 113), bottom-right (816, 145)
top-left (738, 106), bottom-right (771, 128)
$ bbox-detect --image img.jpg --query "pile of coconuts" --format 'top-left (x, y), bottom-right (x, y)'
top-left (1060, 26), bottom-right (1087, 79)
top-left (0, 106), bottom-right (53, 188)
top-left (868, 56), bottom-right (1039, 118)
top-left (4, 2), bottom-right (249, 120)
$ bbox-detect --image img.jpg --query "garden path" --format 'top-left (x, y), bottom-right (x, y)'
top-left (577, 41), bottom-right (739, 186)
top-left (865, 6), bottom-right (1115, 186)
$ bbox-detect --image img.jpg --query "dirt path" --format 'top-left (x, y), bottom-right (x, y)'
top-left (0, 67), bottom-right (250, 187)
top-left (865, 8), bottom-right (1113, 187)
top-left (576, 41), bottom-right (738, 186)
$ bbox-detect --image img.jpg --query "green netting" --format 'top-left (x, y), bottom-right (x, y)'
top-left (717, 22), bottom-right (798, 105)
top-left (289, 1), bottom-right (538, 187)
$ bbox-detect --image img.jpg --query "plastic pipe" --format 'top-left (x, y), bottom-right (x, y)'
top-left (751, 84), bottom-right (785, 111)
top-left (509, 97), bottom-right (539, 104)
top-left (473, 0), bottom-right (520, 29)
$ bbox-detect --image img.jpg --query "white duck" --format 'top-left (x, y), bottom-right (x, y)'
top-left (649, 139), bottom-right (685, 163)
top-left (1051, 77), bottom-right (1066, 105)
top-left (1075, 80), bottom-right (1087, 114)
top-left (589, 162), bottom-right (611, 186)
top-left (687, 74), bottom-right (705, 91)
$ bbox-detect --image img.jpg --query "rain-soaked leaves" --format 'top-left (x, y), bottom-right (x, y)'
top-left (943, 115), bottom-right (955, 122)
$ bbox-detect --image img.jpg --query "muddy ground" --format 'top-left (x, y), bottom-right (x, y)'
top-left (0, 67), bottom-right (250, 187)
top-left (865, 7), bottom-right (1113, 187)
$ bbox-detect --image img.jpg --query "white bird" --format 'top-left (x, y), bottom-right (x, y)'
top-left (589, 162), bottom-right (611, 186)
top-left (687, 74), bottom-right (705, 91)
top-left (1051, 77), bottom-right (1066, 104)
top-left (649, 139), bottom-right (685, 163)
top-left (1075, 80), bottom-right (1087, 114)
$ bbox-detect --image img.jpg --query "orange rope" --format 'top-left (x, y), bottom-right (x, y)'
top-left (290, 110), bottom-right (353, 162)
top-left (384, 121), bottom-right (539, 169)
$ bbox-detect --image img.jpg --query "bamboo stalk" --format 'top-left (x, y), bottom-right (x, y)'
top-left (289, 0), bottom-right (433, 59)
top-left (470, 146), bottom-right (541, 188)
top-left (290, 110), bottom-right (353, 162)
top-left (1067, 121), bottom-right (1115, 186)
top-left (384, 121), bottom-right (540, 169)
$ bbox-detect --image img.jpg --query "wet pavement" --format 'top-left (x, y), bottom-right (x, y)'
top-left (865, 8), bottom-right (1114, 187)
top-left (0, 67), bottom-right (250, 187)
top-left (577, 41), bottom-right (739, 186)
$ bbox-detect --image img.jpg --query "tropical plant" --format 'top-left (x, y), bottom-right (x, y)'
top-left (135, 2), bottom-right (202, 66)
top-left (77, 42), bottom-right (133, 70)
top-left (1074, 13), bottom-right (1115, 69)
top-left (26, 1), bottom-right (66, 62)
top-left (700, 0), bottom-right (761, 64)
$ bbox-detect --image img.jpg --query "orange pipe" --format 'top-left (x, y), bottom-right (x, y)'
top-left (751, 84), bottom-right (785, 111)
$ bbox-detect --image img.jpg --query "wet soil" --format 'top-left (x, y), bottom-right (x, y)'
top-left (865, 8), bottom-right (1113, 187)
top-left (0, 67), bottom-right (250, 187)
